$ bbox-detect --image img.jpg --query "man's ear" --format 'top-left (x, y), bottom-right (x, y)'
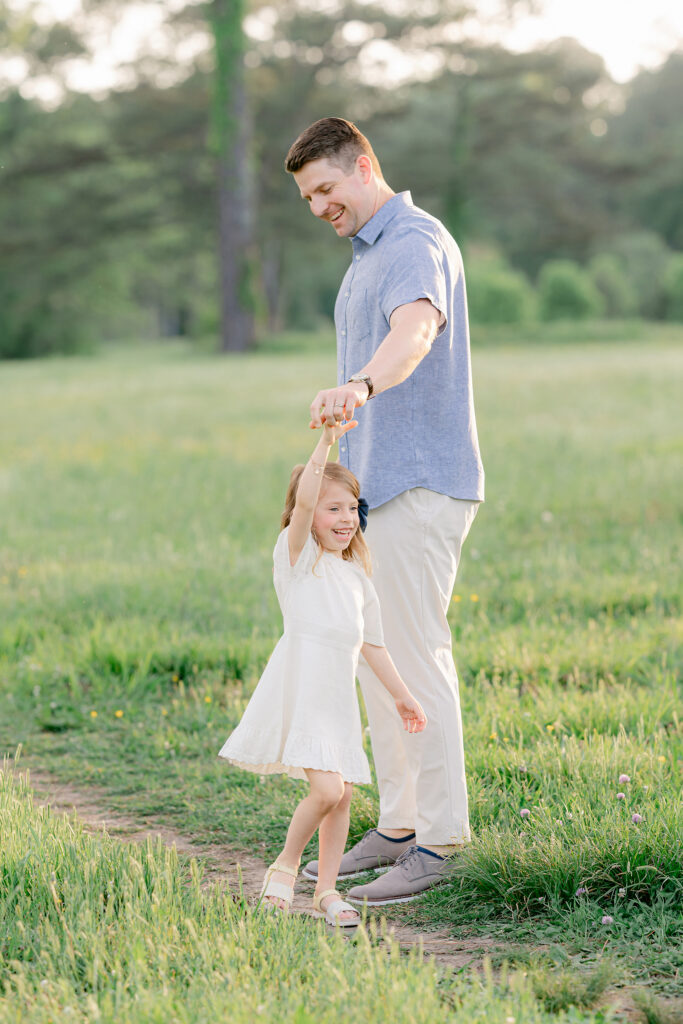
top-left (356, 154), bottom-right (373, 183)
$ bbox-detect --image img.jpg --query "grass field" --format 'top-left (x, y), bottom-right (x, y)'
top-left (1, 324), bottom-right (681, 1020)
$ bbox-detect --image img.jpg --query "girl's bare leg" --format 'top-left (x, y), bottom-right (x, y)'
top-left (315, 781), bottom-right (358, 922)
top-left (265, 769), bottom-right (345, 909)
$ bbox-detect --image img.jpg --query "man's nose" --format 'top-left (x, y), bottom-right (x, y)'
top-left (310, 196), bottom-right (328, 218)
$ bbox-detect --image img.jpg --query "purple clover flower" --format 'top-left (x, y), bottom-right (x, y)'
top-left (601, 915), bottom-right (614, 925)
top-left (631, 813), bottom-right (643, 824)
top-left (618, 774), bottom-right (630, 784)
top-left (575, 887), bottom-right (588, 897)
top-left (520, 808), bottom-right (531, 818)
top-left (616, 792), bottom-right (626, 800)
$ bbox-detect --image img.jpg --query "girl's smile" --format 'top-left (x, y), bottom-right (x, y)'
top-left (313, 481), bottom-right (359, 556)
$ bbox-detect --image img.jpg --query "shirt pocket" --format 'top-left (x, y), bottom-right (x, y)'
top-left (346, 287), bottom-right (371, 343)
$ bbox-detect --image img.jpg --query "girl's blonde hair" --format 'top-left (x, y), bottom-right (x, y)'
top-left (281, 462), bottom-right (372, 575)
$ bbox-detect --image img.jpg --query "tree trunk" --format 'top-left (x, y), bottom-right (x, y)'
top-left (210, 0), bottom-right (254, 353)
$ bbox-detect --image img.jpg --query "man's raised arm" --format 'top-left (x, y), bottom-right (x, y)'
top-left (309, 298), bottom-right (441, 428)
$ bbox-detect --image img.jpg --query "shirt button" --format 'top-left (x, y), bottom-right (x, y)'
top-left (340, 445), bottom-right (346, 453)
top-left (345, 291), bottom-right (349, 297)
top-left (355, 255), bottom-right (361, 261)
top-left (341, 329), bottom-right (346, 336)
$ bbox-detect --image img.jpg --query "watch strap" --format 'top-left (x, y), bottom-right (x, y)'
top-left (348, 373), bottom-right (374, 398)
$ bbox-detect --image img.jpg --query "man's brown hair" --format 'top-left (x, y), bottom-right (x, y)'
top-left (284, 117), bottom-right (381, 176)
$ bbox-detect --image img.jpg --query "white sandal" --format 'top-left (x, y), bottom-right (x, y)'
top-left (313, 888), bottom-right (361, 928)
top-left (259, 861), bottom-right (298, 913)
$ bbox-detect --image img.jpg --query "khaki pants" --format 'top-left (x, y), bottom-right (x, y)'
top-left (358, 488), bottom-right (479, 846)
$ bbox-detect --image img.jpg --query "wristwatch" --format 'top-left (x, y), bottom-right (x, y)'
top-left (347, 373), bottom-right (374, 398)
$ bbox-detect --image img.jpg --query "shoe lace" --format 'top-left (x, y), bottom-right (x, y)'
top-left (355, 829), bottom-right (376, 850)
top-left (393, 845), bottom-right (420, 868)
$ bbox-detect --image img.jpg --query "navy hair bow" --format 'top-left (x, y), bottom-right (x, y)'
top-left (358, 497), bottom-right (369, 533)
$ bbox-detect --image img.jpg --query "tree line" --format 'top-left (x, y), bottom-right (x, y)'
top-left (1, 0), bottom-right (682, 357)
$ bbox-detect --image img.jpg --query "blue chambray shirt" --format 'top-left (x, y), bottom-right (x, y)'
top-left (334, 191), bottom-right (485, 510)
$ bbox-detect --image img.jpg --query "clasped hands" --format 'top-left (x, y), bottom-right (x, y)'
top-left (309, 382), bottom-right (369, 431)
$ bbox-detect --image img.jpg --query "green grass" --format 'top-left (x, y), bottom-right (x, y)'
top-left (1, 328), bottom-right (682, 1014)
top-left (4, 767), bottom-right (618, 1024)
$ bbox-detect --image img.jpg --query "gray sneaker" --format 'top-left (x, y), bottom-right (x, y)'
top-left (301, 829), bottom-right (416, 881)
top-left (345, 846), bottom-right (455, 905)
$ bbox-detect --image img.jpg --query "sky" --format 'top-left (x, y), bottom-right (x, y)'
top-left (6, 0), bottom-right (683, 99)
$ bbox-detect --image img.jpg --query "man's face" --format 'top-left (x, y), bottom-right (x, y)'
top-left (293, 156), bottom-right (372, 238)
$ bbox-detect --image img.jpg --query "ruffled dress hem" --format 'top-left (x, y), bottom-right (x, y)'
top-left (218, 728), bottom-right (371, 785)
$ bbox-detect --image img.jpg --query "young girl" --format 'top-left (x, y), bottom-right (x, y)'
top-left (218, 416), bottom-right (427, 926)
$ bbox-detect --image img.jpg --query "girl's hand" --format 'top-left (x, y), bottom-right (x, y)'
top-left (395, 694), bottom-right (427, 734)
top-left (321, 418), bottom-right (357, 445)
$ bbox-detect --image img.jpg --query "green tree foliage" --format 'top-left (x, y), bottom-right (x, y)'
top-left (368, 39), bottom-right (614, 274)
top-left (1, 2), bottom-right (682, 355)
top-left (538, 260), bottom-right (604, 321)
top-left (0, 73), bottom-right (215, 356)
top-left (606, 53), bottom-right (683, 253)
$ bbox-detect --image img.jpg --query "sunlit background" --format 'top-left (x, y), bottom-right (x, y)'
top-left (1, 0), bottom-right (682, 353)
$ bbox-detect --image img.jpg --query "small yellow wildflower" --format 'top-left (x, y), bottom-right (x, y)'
top-left (452, 594), bottom-right (462, 603)
top-left (161, 708), bottom-right (168, 716)
top-left (172, 674), bottom-right (179, 683)
top-left (657, 755), bottom-right (666, 763)
top-left (90, 710), bottom-right (98, 719)
top-left (18, 567), bottom-right (28, 577)
top-left (546, 724), bottom-right (555, 732)
top-left (0, 576), bottom-right (9, 585)
top-left (503, 736), bottom-right (510, 742)
top-left (204, 695), bottom-right (212, 704)
top-left (489, 732), bottom-right (498, 740)
top-left (470, 594), bottom-right (479, 602)
top-left (114, 710), bottom-right (124, 718)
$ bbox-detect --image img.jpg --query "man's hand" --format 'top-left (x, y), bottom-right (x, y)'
top-left (309, 382), bottom-right (369, 429)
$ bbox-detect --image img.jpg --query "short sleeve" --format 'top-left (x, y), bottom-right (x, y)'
top-left (273, 527), bottom-right (317, 589)
top-left (362, 576), bottom-right (385, 647)
top-left (379, 231), bottom-right (448, 337)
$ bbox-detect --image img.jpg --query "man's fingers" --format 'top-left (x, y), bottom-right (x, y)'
top-left (311, 386), bottom-right (365, 428)
top-left (310, 392), bottom-right (326, 428)
top-left (327, 396), bottom-right (345, 424)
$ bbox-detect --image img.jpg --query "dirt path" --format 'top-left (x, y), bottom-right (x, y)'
top-left (12, 765), bottom-right (496, 971)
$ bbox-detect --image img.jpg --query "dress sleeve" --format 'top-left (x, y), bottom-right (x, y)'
top-left (273, 526), bottom-right (318, 584)
top-left (362, 576), bottom-right (385, 647)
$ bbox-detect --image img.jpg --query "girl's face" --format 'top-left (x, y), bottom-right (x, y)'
top-left (312, 481), bottom-right (359, 556)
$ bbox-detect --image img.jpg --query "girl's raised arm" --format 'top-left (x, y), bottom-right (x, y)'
top-left (287, 419), bottom-right (357, 566)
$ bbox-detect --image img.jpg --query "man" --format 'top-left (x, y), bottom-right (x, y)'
top-left (284, 117), bottom-right (484, 905)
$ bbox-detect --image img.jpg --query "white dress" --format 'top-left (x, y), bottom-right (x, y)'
top-left (218, 527), bottom-right (385, 784)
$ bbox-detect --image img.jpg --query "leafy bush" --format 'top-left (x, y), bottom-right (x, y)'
top-left (467, 266), bottom-right (535, 324)
top-left (601, 231), bottom-right (673, 319)
top-left (588, 254), bottom-right (634, 318)
top-left (663, 253), bottom-right (683, 322)
top-left (538, 260), bottom-right (604, 321)
top-left (0, 282), bottom-right (93, 359)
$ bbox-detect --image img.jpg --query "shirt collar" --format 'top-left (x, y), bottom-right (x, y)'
top-left (354, 191), bottom-right (413, 247)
